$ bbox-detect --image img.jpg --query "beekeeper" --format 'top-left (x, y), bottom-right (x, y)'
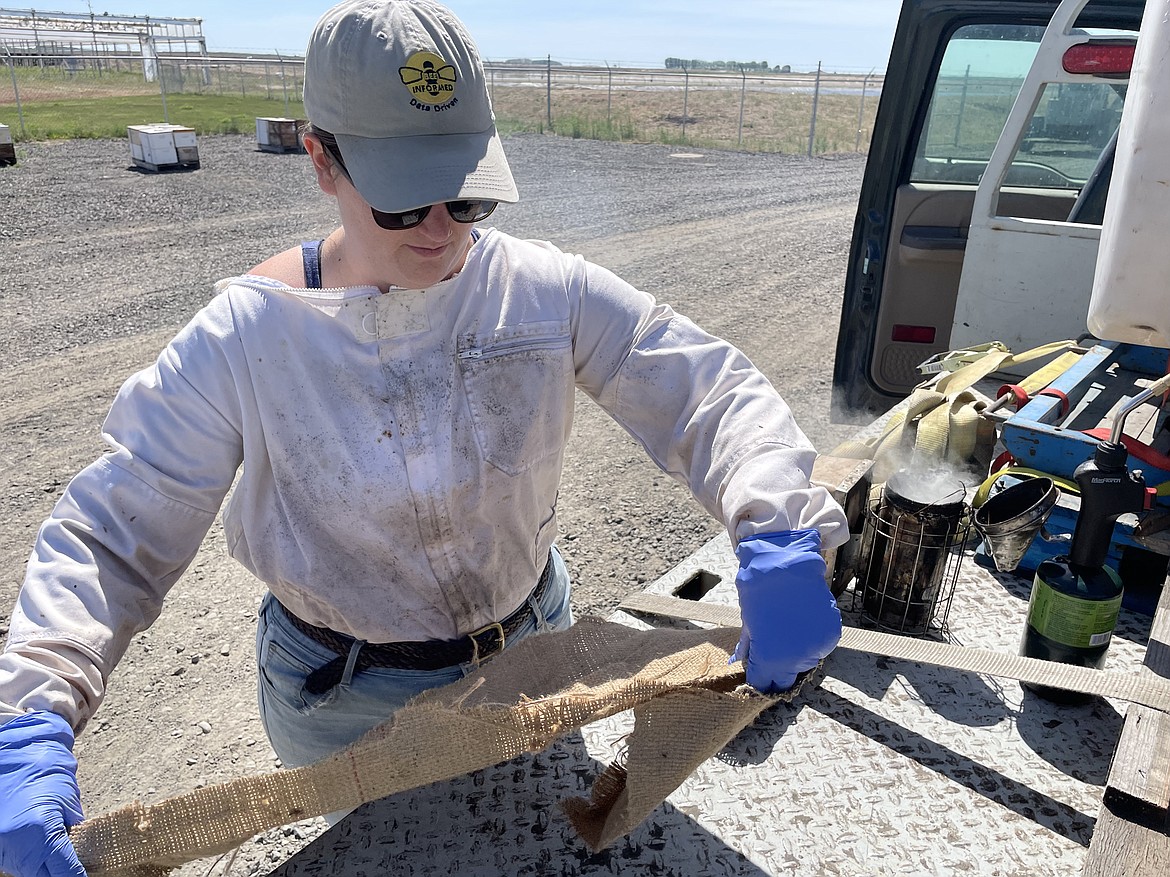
top-left (0, 1), bottom-right (848, 874)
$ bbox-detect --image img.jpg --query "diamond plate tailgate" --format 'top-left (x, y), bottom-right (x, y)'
top-left (266, 535), bottom-right (1155, 876)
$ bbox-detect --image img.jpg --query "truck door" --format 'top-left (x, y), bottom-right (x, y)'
top-left (831, 0), bottom-right (1144, 421)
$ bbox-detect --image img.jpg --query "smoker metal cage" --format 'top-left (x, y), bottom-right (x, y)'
top-left (851, 482), bottom-right (972, 637)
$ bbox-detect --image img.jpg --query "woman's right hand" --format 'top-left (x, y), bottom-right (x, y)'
top-left (0, 711), bottom-right (86, 877)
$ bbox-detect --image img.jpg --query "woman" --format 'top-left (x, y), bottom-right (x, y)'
top-left (0, 2), bottom-right (847, 875)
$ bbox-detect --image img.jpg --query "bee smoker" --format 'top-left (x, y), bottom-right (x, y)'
top-left (858, 468), bottom-right (970, 635)
top-left (1019, 377), bottom-right (1166, 703)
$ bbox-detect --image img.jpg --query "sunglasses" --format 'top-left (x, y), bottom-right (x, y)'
top-left (321, 140), bottom-right (497, 231)
top-left (368, 199), bottom-right (498, 231)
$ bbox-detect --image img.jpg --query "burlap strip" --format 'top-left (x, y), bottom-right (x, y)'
top-left (66, 617), bottom-right (800, 876)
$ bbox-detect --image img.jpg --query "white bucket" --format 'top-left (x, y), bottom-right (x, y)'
top-left (1087, 0), bottom-right (1170, 348)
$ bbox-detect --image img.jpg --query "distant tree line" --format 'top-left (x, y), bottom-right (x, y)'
top-left (500, 58), bottom-right (565, 66)
top-left (664, 58), bottom-right (786, 72)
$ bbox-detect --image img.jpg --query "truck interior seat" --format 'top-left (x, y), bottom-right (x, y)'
top-left (1066, 127), bottom-right (1119, 225)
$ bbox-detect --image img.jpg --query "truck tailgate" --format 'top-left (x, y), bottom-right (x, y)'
top-left (265, 535), bottom-right (1160, 876)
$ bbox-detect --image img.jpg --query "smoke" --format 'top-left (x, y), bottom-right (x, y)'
top-left (886, 467), bottom-right (965, 507)
top-left (824, 387), bottom-right (995, 507)
top-left (876, 443), bottom-right (985, 508)
top-left (827, 396), bottom-right (881, 428)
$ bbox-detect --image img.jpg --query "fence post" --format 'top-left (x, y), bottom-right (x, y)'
top-left (855, 68), bottom-right (873, 153)
top-left (807, 61), bottom-right (822, 157)
top-left (199, 40), bottom-right (212, 88)
top-left (3, 48), bottom-right (27, 138)
top-left (546, 55), bottom-right (552, 130)
top-left (30, 10), bottom-right (44, 71)
top-left (605, 61), bottom-right (612, 124)
top-left (159, 57), bottom-right (170, 123)
top-left (953, 64), bottom-right (971, 146)
top-left (277, 50), bottom-right (290, 116)
top-left (737, 65), bottom-right (746, 147)
top-left (682, 63), bottom-right (689, 141)
top-left (89, 12), bottom-right (102, 76)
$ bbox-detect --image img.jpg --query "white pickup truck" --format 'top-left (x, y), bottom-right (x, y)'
top-left (832, 0), bottom-right (1147, 418)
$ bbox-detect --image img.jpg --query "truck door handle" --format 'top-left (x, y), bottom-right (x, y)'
top-left (900, 225), bottom-right (968, 251)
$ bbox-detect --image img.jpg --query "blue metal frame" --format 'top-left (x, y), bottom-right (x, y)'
top-left (1000, 342), bottom-right (1170, 486)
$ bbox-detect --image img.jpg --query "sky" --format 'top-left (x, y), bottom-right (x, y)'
top-left (26, 1), bottom-right (904, 72)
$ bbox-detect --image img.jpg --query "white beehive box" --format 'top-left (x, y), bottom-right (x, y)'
top-left (127, 124), bottom-right (199, 172)
top-left (256, 117), bottom-right (304, 153)
top-left (0, 124), bottom-right (14, 166)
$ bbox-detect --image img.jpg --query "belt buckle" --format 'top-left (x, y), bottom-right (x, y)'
top-left (468, 621), bottom-right (506, 665)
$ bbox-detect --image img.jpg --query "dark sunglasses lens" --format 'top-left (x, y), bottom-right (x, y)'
top-left (369, 200), bottom-right (498, 230)
top-left (371, 205), bottom-right (430, 230)
top-left (447, 200), bottom-right (498, 223)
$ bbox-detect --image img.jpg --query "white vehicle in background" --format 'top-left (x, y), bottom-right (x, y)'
top-left (832, 0), bottom-right (1143, 419)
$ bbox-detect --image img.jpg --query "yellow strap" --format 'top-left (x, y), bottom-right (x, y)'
top-left (933, 339), bottom-right (1077, 397)
top-left (942, 391), bottom-right (984, 463)
top-left (833, 340), bottom-right (1079, 477)
top-left (1016, 351), bottom-right (1082, 396)
top-left (869, 389), bottom-right (945, 457)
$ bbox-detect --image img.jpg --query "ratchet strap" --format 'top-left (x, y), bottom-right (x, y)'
top-left (617, 592), bottom-right (1170, 712)
top-left (833, 340), bottom-right (1080, 481)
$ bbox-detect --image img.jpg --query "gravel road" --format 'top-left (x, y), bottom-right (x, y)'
top-left (0, 133), bottom-right (865, 875)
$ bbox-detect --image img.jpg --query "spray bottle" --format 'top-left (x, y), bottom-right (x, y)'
top-left (1020, 374), bottom-right (1168, 703)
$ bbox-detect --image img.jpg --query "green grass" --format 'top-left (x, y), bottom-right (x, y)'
top-left (0, 93), bottom-right (306, 141)
top-left (1, 68), bottom-right (880, 155)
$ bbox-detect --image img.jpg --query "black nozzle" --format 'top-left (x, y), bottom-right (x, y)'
top-left (1069, 441), bottom-right (1147, 571)
top-left (1092, 441), bottom-right (1129, 473)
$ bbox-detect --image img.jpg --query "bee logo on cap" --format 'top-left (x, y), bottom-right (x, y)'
top-left (400, 51), bottom-right (456, 107)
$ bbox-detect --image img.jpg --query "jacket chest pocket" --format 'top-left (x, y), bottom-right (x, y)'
top-left (457, 324), bottom-right (573, 475)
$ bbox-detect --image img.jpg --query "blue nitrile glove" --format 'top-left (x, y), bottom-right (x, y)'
top-left (731, 529), bottom-right (842, 693)
top-left (0, 711), bottom-right (86, 877)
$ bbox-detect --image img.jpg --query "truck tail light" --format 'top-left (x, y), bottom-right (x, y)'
top-left (1062, 41), bottom-right (1135, 76)
top-left (892, 325), bottom-right (937, 344)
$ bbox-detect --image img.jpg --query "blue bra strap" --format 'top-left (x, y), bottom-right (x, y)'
top-left (301, 240), bottom-right (324, 289)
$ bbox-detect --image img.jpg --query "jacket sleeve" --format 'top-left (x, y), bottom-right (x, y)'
top-left (0, 296), bottom-right (246, 731)
top-left (568, 257), bottom-right (848, 550)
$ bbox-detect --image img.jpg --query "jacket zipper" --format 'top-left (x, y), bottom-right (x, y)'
top-left (457, 335), bottom-right (570, 361)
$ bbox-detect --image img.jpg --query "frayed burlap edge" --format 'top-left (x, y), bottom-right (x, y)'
top-left (560, 663), bottom-right (823, 849)
top-left (560, 685), bottom-right (778, 849)
top-left (68, 617), bottom-right (803, 876)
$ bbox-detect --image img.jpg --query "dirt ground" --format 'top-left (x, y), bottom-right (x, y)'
top-left (0, 133), bottom-right (865, 875)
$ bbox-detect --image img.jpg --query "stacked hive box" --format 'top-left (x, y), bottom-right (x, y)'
top-left (127, 124), bottom-right (200, 172)
top-left (0, 125), bottom-right (15, 166)
top-left (256, 118), bottom-right (305, 153)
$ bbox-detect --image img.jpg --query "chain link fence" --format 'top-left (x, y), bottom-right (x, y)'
top-left (489, 62), bottom-right (881, 155)
top-left (0, 51), bottom-right (881, 155)
top-left (1, 50), bottom-right (304, 139)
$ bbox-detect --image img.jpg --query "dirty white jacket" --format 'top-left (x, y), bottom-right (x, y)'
top-left (0, 228), bottom-right (848, 729)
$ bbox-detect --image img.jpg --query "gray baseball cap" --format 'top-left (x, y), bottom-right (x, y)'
top-left (303, 0), bottom-right (519, 213)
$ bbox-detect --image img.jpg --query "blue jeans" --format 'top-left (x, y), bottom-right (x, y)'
top-left (255, 547), bottom-right (573, 770)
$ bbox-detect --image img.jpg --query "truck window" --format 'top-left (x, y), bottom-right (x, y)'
top-left (911, 25), bottom-right (1045, 185)
top-left (913, 23), bottom-right (1132, 213)
top-left (1012, 82), bottom-right (1125, 184)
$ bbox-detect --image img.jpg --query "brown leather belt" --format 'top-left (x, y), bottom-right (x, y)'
top-left (281, 555), bottom-right (554, 694)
